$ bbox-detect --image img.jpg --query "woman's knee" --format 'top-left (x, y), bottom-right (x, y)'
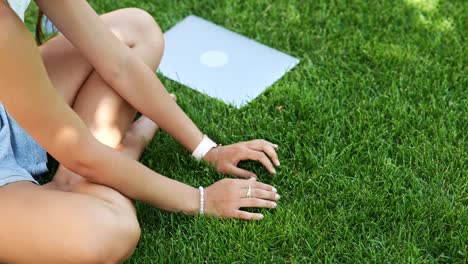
top-left (126, 8), bottom-right (164, 42)
top-left (108, 8), bottom-right (164, 56)
top-left (0, 182), bottom-right (140, 264)
top-left (75, 206), bottom-right (141, 263)
top-left (67, 182), bottom-right (140, 262)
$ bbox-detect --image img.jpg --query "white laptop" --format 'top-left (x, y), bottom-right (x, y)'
top-left (158, 15), bottom-right (299, 108)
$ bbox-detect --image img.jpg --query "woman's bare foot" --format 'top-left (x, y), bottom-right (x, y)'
top-left (117, 94), bottom-right (176, 160)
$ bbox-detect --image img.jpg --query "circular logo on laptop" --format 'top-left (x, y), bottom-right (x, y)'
top-left (200, 50), bottom-right (229, 68)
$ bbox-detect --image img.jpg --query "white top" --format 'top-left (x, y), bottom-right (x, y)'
top-left (7, 0), bottom-right (31, 22)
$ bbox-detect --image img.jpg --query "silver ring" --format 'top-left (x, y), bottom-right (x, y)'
top-left (246, 186), bottom-right (252, 198)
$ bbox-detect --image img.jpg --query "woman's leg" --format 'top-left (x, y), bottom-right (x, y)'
top-left (0, 181), bottom-right (141, 264)
top-left (0, 117), bottom-right (162, 264)
top-left (0, 8), bottom-right (167, 263)
top-left (44, 7), bottom-right (166, 200)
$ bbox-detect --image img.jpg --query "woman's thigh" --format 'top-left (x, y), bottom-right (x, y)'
top-left (0, 181), bottom-right (140, 264)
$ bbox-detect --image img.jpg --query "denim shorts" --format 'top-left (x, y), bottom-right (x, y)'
top-left (0, 103), bottom-right (48, 187)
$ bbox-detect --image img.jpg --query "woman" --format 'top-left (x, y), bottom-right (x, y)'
top-left (0, 0), bottom-right (281, 263)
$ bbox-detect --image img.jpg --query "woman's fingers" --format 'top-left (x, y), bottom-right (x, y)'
top-left (228, 165), bottom-right (256, 178)
top-left (232, 210), bottom-right (264, 221)
top-left (241, 188), bottom-right (280, 201)
top-left (240, 198), bottom-right (277, 209)
top-left (247, 149), bottom-right (276, 174)
top-left (205, 178), bottom-right (280, 221)
top-left (239, 177), bottom-right (277, 192)
top-left (252, 180), bottom-right (277, 192)
top-left (215, 139), bottom-right (280, 178)
top-left (252, 139), bottom-right (278, 149)
top-left (248, 140), bottom-right (280, 166)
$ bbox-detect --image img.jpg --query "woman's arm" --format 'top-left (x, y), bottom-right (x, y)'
top-left (35, 0), bottom-right (204, 151)
top-left (0, 5), bottom-right (200, 214)
top-left (0, 2), bottom-right (278, 220)
top-left (34, 0), bottom-right (280, 177)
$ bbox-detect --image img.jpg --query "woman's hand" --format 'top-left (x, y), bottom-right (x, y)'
top-left (203, 139), bottom-right (280, 178)
top-left (204, 177), bottom-right (280, 220)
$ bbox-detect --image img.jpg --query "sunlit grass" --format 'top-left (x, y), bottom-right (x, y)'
top-left (405, 0), bottom-right (440, 12)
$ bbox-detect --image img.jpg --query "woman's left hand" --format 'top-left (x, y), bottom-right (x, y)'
top-left (203, 139), bottom-right (280, 178)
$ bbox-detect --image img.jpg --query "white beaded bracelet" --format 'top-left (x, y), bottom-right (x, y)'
top-left (198, 186), bottom-right (205, 216)
top-left (192, 135), bottom-right (217, 160)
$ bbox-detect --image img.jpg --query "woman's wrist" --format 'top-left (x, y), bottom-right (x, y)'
top-left (203, 145), bottom-right (220, 166)
top-left (198, 186), bottom-right (205, 215)
top-left (191, 135), bottom-right (217, 160)
top-left (180, 186), bottom-right (202, 216)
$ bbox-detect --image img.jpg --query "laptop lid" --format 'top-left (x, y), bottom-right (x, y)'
top-left (159, 15), bottom-right (299, 108)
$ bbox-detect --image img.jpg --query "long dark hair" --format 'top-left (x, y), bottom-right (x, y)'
top-left (35, 10), bottom-right (44, 45)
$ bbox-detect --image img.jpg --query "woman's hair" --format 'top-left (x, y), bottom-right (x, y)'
top-left (35, 11), bottom-right (44, 45)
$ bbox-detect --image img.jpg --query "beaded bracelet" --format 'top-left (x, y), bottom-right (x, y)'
top-left (198, 186), bottom-right (205, 215)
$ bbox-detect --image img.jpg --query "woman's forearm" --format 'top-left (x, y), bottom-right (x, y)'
top-left (80, 143), bottom-right (200, 215)
top-left (106, 56), bottom-right (205, 153)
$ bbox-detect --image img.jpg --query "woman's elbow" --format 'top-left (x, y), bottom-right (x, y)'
top-left (56, 136), bottom-right (103, 180)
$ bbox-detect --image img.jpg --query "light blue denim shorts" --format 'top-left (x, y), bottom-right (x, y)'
top-left (0, 103), bottom-right (48, 187)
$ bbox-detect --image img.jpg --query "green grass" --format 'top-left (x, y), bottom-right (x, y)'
top-left (26, 0), bottom-right (466, 263)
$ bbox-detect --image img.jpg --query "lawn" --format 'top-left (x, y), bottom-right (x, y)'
top-left (26, 0), bottom-right (466, 263)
